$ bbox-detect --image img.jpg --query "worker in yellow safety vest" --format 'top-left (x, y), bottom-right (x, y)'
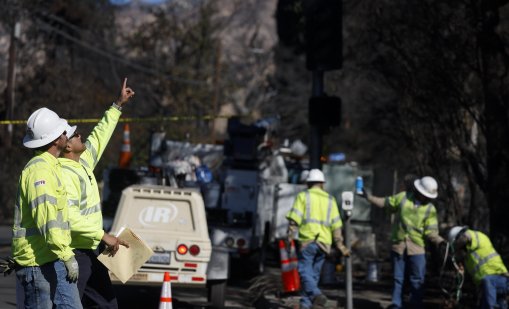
top-left (12, 107), bottom-right (82, 308)
top-left (286, 169), bottom-right (350, 309)
top-left (59, 78), bottom-right (133, 307)
top-left (358, 176), bottom-right (446, 309)
top-left (448, 226), bottom-right (509, 309)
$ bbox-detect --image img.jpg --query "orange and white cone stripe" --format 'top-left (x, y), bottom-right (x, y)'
top-left (279, 239), bottom-right (301, 293)
top-left (118, 123), bottom-right (132, 168)
top-left (159, 272), bottom-right (173, 309)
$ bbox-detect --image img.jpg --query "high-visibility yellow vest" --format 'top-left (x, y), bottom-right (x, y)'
top-left (464, 230), bottom-right (508, 285)
top-left (12, 151), bottom-right (74, 266)
top-left (60, 106), bottom-right (121, 250)
top-left (385, 191), bottom-right (439, 247)
top-left (286, 187), bottom-right (343, 245)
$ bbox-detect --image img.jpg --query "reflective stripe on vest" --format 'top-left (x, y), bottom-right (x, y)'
top-left (12, 211), bottom-right (70, 238)
top-left (62, 165), bottom-right (88, 209)
top-left (469, 231), bottom-right (500, 275)
top-left (81, 203), bottom-right (101, 216)
top-left (84, 141), bottom-right (98, 167)
top-left (29, 194), bottom-right (57, 210)
top-left (303, 190), bottom-right (333, 226)
top-left (398, 196), bottom-right (433, 235)
top-left (472, 252), bottom-right (500, 275)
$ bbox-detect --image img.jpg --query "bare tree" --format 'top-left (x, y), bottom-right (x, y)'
top-left (342, 0), bottom-right (509, 251)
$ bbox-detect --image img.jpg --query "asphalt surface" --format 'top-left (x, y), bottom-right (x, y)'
top-left (0, 224), bottom-right (477, 309)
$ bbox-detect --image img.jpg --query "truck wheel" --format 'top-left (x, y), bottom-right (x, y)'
top-left (208, 279), bottom-right (226, 308)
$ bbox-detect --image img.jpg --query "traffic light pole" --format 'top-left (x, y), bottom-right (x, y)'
top-left (309, 70), bottom-right (324, 169)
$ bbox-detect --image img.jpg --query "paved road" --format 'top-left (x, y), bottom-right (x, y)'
top-left (0, 245), bottom-right (254, 309)
top-left (0, 224), bottom-right (463, 309)
top-left (0, 241), bottom-right (391, 309)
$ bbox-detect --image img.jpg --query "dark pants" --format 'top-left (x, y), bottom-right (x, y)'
top-left (74, 247), bottom-right (118, 309)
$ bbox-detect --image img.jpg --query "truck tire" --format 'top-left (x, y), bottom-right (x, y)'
top-left (208, 279), bottom-right (226, 308)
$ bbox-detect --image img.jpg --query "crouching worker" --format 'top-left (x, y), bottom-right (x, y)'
top-left (286, 169), bottom-right (350, 309)
top-left (448, 226), bottom-right (509, 309)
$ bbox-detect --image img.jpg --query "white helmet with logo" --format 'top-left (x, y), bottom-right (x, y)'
top-left (306, 169), bottom-right (325, 183)
top-left (448, 226), bottom-right (468, 244)
top-left (23, 107), bottom-right (69, 148)
top-left (414, 176), bottom-right (438, 199)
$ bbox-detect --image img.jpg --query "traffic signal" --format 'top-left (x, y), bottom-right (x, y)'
top-left (308, 96), bottom-right (342, 127)
top-left (304, 0), bottom-right (342, 71)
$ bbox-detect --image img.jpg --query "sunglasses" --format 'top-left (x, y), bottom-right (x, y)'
top-left (70, 132), bottom-right (81, 139)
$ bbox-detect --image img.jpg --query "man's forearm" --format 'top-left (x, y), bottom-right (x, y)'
top-left (366, 194), bottom-right (385, 208)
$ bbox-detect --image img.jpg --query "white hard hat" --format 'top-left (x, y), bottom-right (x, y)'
top-left (414, 176), bottom-right (438, 199)
top-left (65, 124), bottom-right (77, 139)
top-left (290, 139), bottom-right (308, 157)
top-left (448, 226), bottom-right (468, 244)
top-left (306, 169), bottom-right (325, 183)
top-left (23, 107), bottom-right (68, 148)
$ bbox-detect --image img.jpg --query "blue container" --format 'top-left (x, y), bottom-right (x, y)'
top-left (355, 176), bottom-right (364, 194)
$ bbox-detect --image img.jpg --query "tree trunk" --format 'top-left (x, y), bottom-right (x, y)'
top-left (480, 1), bottom-right (509, 242)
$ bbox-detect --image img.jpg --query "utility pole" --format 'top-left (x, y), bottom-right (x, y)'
top-left (5, 20), bottom-right (21, 147)
top-left (304, 0), bottom-right (342, 169)
top-left (210, 41), bottom-right (222, 143)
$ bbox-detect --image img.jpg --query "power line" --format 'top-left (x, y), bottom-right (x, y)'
top-left (33, 14), bottom-right (209, 86)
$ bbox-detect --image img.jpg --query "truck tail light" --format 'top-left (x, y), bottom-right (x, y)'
top-left (189, 245), bottom-right (200, 256)
top-left (177, 244), bottom-right (188, 255)
top-left (237, 238), bottom-right (246, 248)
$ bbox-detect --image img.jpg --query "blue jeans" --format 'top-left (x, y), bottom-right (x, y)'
top-left (297, 242), bottom-right (326, 308)
top-left (479, 275), bottom-right (508, 309)
top-left (391, 251), bottom-right (426, 309)
top-left (15, 260), bottom-right (82, 309)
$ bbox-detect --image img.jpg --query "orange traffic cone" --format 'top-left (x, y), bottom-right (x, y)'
top-left (279, 239), bottom-right (300, 293)
top-left (118, 123), bottom-right (132, 168)
top-left (159, 272), bottom-right (173, 309)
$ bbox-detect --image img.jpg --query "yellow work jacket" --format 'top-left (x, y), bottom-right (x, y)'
top-left (286, 187), bottom-right (343, 246)
top-left (12, 151), bottom-right (74, 266)
top-left (60, 106), bottom-right (121, 250)
top-left (385, 191), bottom-right (439, 248)
top-left (464, 229), bottom-right (508, 285)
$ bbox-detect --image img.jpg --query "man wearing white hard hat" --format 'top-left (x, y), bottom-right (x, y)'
top-left (286, 169), bottom-right (349, 309)
top-left (60, 78), bottom-right (133, 308)
top-left (448, 226), bottom-right (508, 309)
top-left (12, 107), bottom-right (82, 308)
top-left (358, 176), bottom-right (446, 309)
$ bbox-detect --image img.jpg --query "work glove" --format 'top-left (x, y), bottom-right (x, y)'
top-left (0, 256), bottom-right (17, 276)
top-left (337, 244), bottom-right (351, 257)
top-left (286, 224), bottom-right (297, 252)
top-left (63, 256), bottom-right (79, 282)
top-left (356, 188), bottom-right (368, 199)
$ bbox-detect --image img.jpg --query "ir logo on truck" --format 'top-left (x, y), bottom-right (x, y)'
top-left (139, 204), bottom-right (178, 226)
